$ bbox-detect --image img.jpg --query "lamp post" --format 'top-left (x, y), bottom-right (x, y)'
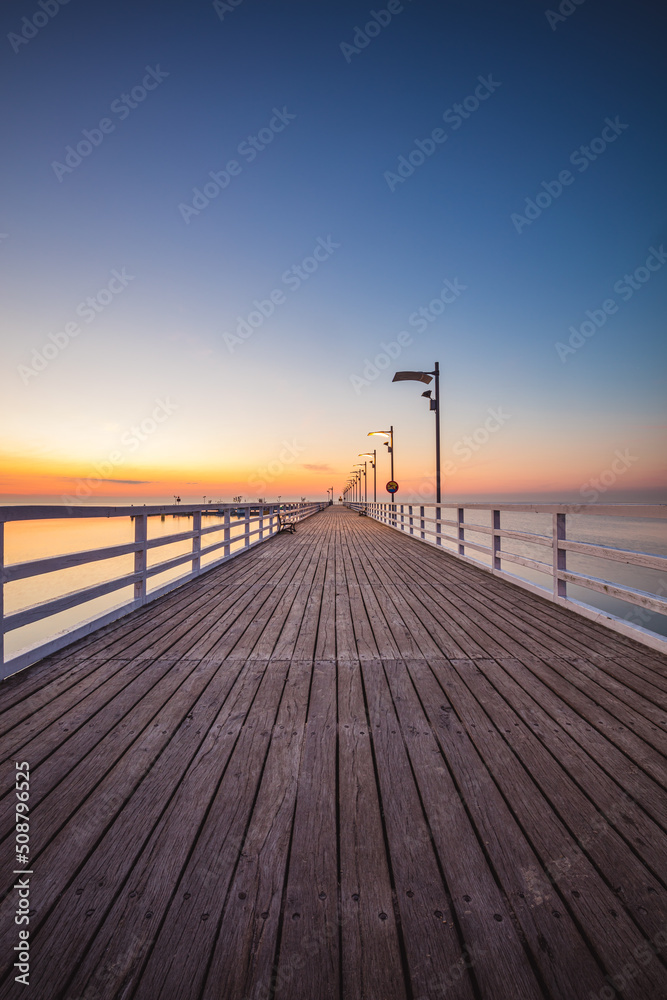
top-left (392, 363), bottom-right (441, 503)
top-left (354, 463), bottom-right (367, 502)
top-left (358, 451), bottom-right (376, 502)
top-left (367, 427), bottom-right (394, 485)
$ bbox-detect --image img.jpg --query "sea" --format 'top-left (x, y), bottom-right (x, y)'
top-left (2, 499), bottom-right (666, 662)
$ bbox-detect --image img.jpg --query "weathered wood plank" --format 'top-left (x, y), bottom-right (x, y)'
top-left (338, 657), bottom-right (408, 1000)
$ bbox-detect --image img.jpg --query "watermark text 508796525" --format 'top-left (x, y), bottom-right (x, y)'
top-left (14, 761), bottom-right (32, 986)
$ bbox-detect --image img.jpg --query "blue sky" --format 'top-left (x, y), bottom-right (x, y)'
top-left (0, 0), bottom-right (665, 501)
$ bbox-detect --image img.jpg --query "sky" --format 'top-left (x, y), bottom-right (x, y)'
top-left (0, 0), bottom-right (665, 504)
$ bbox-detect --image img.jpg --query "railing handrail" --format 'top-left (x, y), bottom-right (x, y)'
top-left (346, 500), bottom-right (667, 653)
top-left (0, 501), bottom-right (327, 678)
top-left (0, 501), bottom-right (308, 522)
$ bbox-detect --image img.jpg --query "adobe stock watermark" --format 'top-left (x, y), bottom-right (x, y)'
top-left (545, 0), bottom-right (586, 31)
top-left (51, 67), bottom-right (169, 182)
top-left (8, 0), bottom-right (70, 54)
top-left (213, 0), bottom-right (245, 20)
top-left (223, 236), bottom-right (340, 353)
top-left (340, 0), bottom-right (414, 63)
top-left (178, 107), bottom-right (296, 224)
top-left (61, 397), bottom-right (178, 506)
top-left (511, 116), bottom-right (628, 233)
top-left (578, 449), bottom-right (638, 504)
top-left (248, 440), bottom-right (305, 494)
top-left (17, 268), bottom-right (135, 385)
top-left (406, 407), bottom-right (511, 502)
top-left (555, 245), bottom-right (666, 362)
top-left (590, 923), bottom-right (667, 1000)
top-left (384, 75), bottom-right (501, 192)
top-left (350, 277), bottom-right (467, 394)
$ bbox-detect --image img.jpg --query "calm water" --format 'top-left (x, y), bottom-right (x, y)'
top-left (2, 506), bottom-right (666, 661)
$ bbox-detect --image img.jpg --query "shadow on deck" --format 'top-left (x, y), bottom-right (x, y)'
top-left (1, 506), bottom-right (666, 999)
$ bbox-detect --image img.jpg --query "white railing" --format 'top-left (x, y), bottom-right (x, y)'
top-left (0, 501), bottom-right (326, 678)
top-left (347, 501), bottom-right (667, 652)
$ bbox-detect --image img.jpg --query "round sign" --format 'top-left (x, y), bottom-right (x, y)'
top-left (386, 480), bottom-right (399, 494)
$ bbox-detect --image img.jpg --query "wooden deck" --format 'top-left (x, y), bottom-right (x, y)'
top-left (1, 505), bottom-right (666, 1000)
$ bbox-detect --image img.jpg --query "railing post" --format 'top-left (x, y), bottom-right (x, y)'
top-left (553, 512), bottom-right (567, 598)
top-left (192, 511), bottom-right (201, 575)
top-left (0, 521), bottom-right (4, 669)
top-left (244, 507), bottom-right (250, 550)
top-left (436, 505), bottom-right (441, 546)
top-left (492, 509), bottom-right (501, 570)
top-left (400, 504), bottom-right (405, 531)
top-left (134, 513), bottom-right (148, 602)
top-left (420, 506), bottom-right (425, 540)
top-left (223, 508), bottom-right (231, 558)
top-left (409, 505), bottom-right (414, 535)
top-left (259, 507), bottom-right (264, 542)
top-left (457, 507), bottom-right (465, 555)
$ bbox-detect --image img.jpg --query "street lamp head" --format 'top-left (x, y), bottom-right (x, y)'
top-left (367, 430), bottom-right (390, 438)
top-left (392, 371), bottom-right (433, 384)
top-left (421, 390), bottom-right (432, 398)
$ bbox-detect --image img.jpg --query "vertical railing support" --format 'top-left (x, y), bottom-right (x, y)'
top-left (420, 506), bottom-right (425, 540)
top-left (492, 510), bottom-right (501, 570)
top-left (244, 507), bottom-right (250, 550)
top-left (553, 512), bottom-right (567, 598)
top-left (192, 511), bottom-right (201, 575)
top-left (223, 509), bottom-right (231, 558)
top-left (457, 507), bottom-right (465, 555)
top-left (409, 505), bottom-right (414, 535)
top-left (400, 504), bottom-right (405, 531)
top-left (0, 521), bottom-right (5, 670)
top-left (134, 514), bottom-right (148, 602)
top-left (436, 505), bottom-right (442, 546)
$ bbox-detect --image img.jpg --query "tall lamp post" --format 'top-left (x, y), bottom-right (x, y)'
top-left (358, 451), bottom-right (376, 502)
top-left (392, 363), bottom-right (441, 503)
top-left (367, 427), bottom-right (394, 485)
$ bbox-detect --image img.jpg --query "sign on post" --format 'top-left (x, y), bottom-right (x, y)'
top-left (386, 481), bottom-right (398, 495)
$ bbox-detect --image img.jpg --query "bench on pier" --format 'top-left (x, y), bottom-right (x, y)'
top-left (277, 511), bottom-right (298, 533)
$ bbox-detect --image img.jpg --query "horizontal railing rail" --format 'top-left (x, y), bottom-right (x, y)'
top-left (347, 500), bottom-right (667, 652)
top-left (0, 501), bottom-right (326, 678)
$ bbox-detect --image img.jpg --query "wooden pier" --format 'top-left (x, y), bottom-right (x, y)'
top-left (1, 505), bottom-right (666, 999)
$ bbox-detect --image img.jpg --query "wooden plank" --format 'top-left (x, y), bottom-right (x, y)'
top-left (249, 525), bottom-right (327, 660)
top-left (0, 655), bottom-right (255, 988)
top-left (453, 657), bottom-right (667, 942)
top-left (289, 538), bottom-right (331, 661)
top-left (337, 658), bottom-right (407, 1000)
top-left (381, 658), bottom-right (544, 999)
top-left (127, 660), bottom-right (293, 1000)
top-left (201, 659), bottom-right (312, 1000)
top-left (470, 657), bottom-right (667, 884)
top-left (512, 654), bottom-right (667, 787)
top-left (530, 654), bottom-right (667, 754)
top-left (429, 657), bottom-right (667, 998)
top-left (0, 655), bottom-right (192, 842)
top-left (314, 535), bottom-right (337, 662)
top-left (356, 526), bottom-right (501, 659)
top-left (273, 661), bottom-right (338, 999)
top-left (405, 657), bottom-right (610, 998)
top-left (55, 658), bottom-right (269, 1000)
top-left (492, 654), bottom-right (667, 832)
top-left (359, 657), bottom-right (476, 999)
top-left (334, 519), bottom-right (364, 660)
